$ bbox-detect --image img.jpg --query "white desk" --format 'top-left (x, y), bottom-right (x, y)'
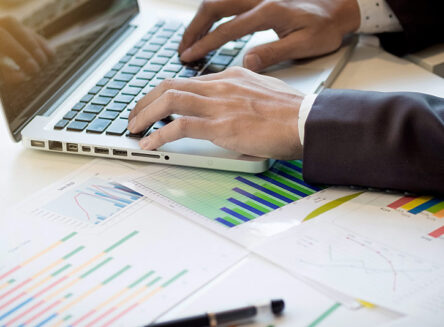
top-left (1, 1), bottom-right (443, 326)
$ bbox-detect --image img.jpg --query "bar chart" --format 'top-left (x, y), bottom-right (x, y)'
top-left (44, 178), bottom-right (143, 225)
top-left (387, 196), bottom-right (444, 239)
top-left (130, 160), bottom-right (322, 228)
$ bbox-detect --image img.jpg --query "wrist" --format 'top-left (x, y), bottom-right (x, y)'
top-left (334, 0), bottom-right (361, 35)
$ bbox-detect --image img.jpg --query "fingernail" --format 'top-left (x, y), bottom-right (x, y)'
top-left (34, 49), bottom-right (47, 65)
top-left (25, 58), bottom-right (40, 74)
top-left (128, 117), bottom-right (137, 132)
top-left (244, 53), bottom-right (262, 72)
top-left (180, 48), bottom-right (193, 62)
top-left (139, 138), bottom-right (151, 149)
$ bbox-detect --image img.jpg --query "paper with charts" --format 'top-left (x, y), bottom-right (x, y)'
top-left (0, 160), bottom-right (247, 327)
top-left (253, 191), bottom-right (444, 322)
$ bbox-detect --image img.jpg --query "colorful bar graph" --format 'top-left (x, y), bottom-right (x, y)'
top-left (429, 226), bottom-right (444, 239)
top-left (387, 196), bottom-right (444, 218)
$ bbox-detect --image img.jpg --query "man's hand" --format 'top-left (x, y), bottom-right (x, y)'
top-left (0, 16), bottom-right (54, 84)
top-left (128, 67), bottom-right (303, 159)
top-left (179, 0), bottom-right (360, 71)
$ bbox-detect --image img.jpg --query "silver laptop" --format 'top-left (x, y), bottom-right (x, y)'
top-left (0, 0), bottom-right (355, 173)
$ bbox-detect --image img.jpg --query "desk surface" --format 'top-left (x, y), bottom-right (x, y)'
top-left (0, 1), bottom-right (443, 326)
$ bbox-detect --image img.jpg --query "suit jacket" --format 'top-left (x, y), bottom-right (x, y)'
top-left (303, 90), bottom-right (444, 195)
top-left (379, 0), bottom-right (444, 56)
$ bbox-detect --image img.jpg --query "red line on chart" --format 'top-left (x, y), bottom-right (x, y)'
top-left (346, 236), bottom-right (398, 292)
top-left (0, 266), bottom-right (20, 281)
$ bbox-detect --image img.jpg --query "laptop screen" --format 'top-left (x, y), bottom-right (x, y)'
top-left (0, 0), bottom-right (139, 141)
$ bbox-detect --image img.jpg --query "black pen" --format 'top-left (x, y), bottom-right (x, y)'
top-left (145, 299), bottom-right (285, 327)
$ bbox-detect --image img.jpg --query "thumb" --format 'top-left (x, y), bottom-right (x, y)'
top-left (243, 38), bottom-right (293, 72)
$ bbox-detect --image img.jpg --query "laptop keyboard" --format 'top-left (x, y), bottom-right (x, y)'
top-left (54, 20), bottom-right (251, 138)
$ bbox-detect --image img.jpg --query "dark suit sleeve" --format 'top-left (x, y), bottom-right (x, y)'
top-left (302, 89), bottom-right (444, 195)
top-left (378, 1), bottom-right (444, 56)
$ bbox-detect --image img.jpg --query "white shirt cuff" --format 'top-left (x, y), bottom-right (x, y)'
top-left (298, 94), bottom-right (318, 146)
top-left (356, 0), bottom-right (403, 34)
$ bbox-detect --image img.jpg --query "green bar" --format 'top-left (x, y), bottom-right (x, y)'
top-left (279, 165), bottom-right (303, 180)
top-left (129, 271), bottom-right (155, 289)
top-left (63, 246), bottom-right (85, 260)
top-left (262, 184), bottom-right (299, 201)
top-left (245, 201), bottom-right (270, 213)
top-left (63, 315), bottom-right (73, 322)
top-left (308, 303), bottom-right (341, 327)
top-left (81, 257), bottom-right (113, 279)
top-left (61, 232), bottom-right (77, 242)
top-left (222, 216), bottom-right (241, 226)
top-left (162, 270), bottom-right (188, 288)
top-left (52, 264), bottom-right (71, 277)
top-left (146, 276), bottom-right (162, 287)
top-left (264, 171), bottom-right (313, 196)
top-left (289, 160), bottom-right (303, 168)
top-left (64, 293), bottom-right (73, 299)
top-left (104, 231), bottom-right (139, 253)
top-left (232, 208), bottom-right (254, 220)
top-left (102, 265), bottom-right (131, 285)
top-left (7, 279), bottom-right (15, 284)
top-left (427, 201), bottom-right (444, 214)
top-left (254, 192), bottom-right (284, 207)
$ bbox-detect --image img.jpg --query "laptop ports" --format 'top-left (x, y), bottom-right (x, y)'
top-left (48, 141), bottom-right (63, 151)
top-left (30, 140), bottom-right (45, 148)
top-left (94, 147), bottom-right (109, 155)
top-left (113, 150), bottom-right (128, 157)
top-left (67, 143), bottom-right (78, 152)
top-left (131, 152), bottom-right (160, 159)
top-left (82, 146), bottom-right (91, 152)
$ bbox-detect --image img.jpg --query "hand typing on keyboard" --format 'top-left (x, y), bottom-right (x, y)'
top-left (0, 16), bottom-right (54, 84)
top-left (128, 67), bottom-right (304, 160)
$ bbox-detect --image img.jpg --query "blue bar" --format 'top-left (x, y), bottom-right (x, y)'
top-left (409, 198), bottom-right (442, 214)
top-left (97, 216), bottom-right (106, 221)
top-left (0, 297), bottom-right (33, 321)
top-left (216, 217), bottom-right (236, 227)
top-left (233, 188), bottom-right (279, 209)
top-left (114, 203), bottom-right (126, 208)
top-left (35, 313), bottom-right (58, 327)
top-left (235, 177), bottom-right (293, 203)
top-left (221, 207), bottom-right (250, 222)
top-left (112, 184), bottom-right (143, 197)
top-left (256, 175), bottom-right (307, 198)
top-left (270, 167), bottom-right (321, 192)
top-left (278, 161), bottom-right (302, 173)
top-left (228, 198), bottom-right (264, 216)
top-left (95, 192), bottom-right (132, 205)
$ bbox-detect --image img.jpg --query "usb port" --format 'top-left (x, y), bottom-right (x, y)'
top-left (67, 143), bottom-right (78, 152)
top-left (113, 150), bottom-right (128, 156)
top-left (48, 141), bottom-right (63, 151)
top-left (82, 146), bottom-right (91, 152)
top-left (30, 140), bottom-right (45, 148)
top-left (94, 147), bottom-right (109, 154)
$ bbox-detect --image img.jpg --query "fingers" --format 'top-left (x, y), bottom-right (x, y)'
top-left (139, 117), bottom-right (213, 150)
top-left (130, 78), bottom-right (209, 121)
top-left (181, 6), bottom-right (268, 63)
top-left (128, 90), bottom-right (218, 134)
top-left (179, 0), bottom-right (260, 55)
top-left (35, 33), bottom-right (56, 58)
top-left (0, 63), bottom-right (28, 84)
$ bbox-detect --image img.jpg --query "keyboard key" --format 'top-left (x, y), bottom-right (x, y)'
top-left (135, 51), bottom-right (155, 60)
top-left (151, 56), bottom-right (169, 65)
top-left (63, 110), bottom-right (77, 120)
top-left (72, 102), bottom-right (85, 111)
top-left (164, 42), bottom-right (179, 51)
top-left (142, 44), bottom-right (161, 52)
top-left (104, 70), bottom-right (117, 78)
top-left (157, 50), bottom-right (175, 58)
top-left (129, 79), bottom-right (149, 88)
top-left (99, 89), bottom-right (119, 98)
top-left (164, 64), bottom-right (182, 73)
top-left (219, 48), bottom-right (239, 56)
top-left (106, 119), bottom-right (128, 136)
top-left (163, 21), bottom-right (182, 31)
top-left (54, 119), bottom-right (69, 130)
top-left (135, 41), bottom-right (146, 48)
top-left (107, 81), bottom-right (126, 90)
top-left (92, 96), bottom-right (112, 106)
top-left (88, 86), bottom-right (101, 95)
top-left (107, 102), bottom-right (127, 112)
top-left (178, 68), bottom-right (198, 78)
top-left (149, 79), bottom-right (163, 87)
top-left (128, 58), bottom-right (148, 67)
top-left (144, 64), bottom-right (162, 73)
top-left (203, 64), bottom-right (225, 75)
top-left (96, 78), bottom-right (110, 87)
top-left (75, 112), bottom-right (96, 122)
top-left (120, 111), bottom-right (130, 119)
top-left (169, 55), bottom-right (182, 65)
top-left (122, 66), bottom-right (140, 74)
top-left (115, 95), bottom-right (135, 104)
top-left (86, 118), bottom-right (111, 134)
top-left (83, 104), bottom-right (104, 114)
top-left (122, 87), bottom-right (142, 96)
top-left (112, 63), bottom-right (124, 71)
top-left (151, 37), bottom-right (167, 46)
top-left (136, 72), bottom-right (155, 80)
top-left (127, 47), bottom-right (138, 56)
top-left (120, 55), bottom-right (132, 63)
top-left (211, 54), bottom-right (232, 66)
top-left (157, 71), bottom-right (176, 79)
top-left (99, 110), bottom-right (120, 120)
top-left (80, 94), bottom-right (94, 103)
top-left (67, 121), bottom-right (88, 131)
top-left (157, 30), bottom-right (174, 38)
top-left (114, 73), bottom-right (133, 82)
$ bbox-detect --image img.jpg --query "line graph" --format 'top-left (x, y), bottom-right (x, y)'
top-left (44, 178), bottom-right (143, 224)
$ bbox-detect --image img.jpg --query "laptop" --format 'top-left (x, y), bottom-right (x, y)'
top-left (0, 0), bottom-right (355, 173)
